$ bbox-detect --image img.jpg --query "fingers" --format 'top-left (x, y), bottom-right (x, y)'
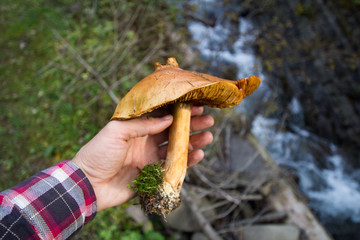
top-left (158, 131), bottom-right (213, 159)
top-left (188, 131), bottom-right (213, 150)
top-left (158, 148), bottom-right (205, 167)
top-left (158, 149), bottom-right (205, 167)
top-left (190, 114), bottom-right (214, 132)
top-left (153, 114), bottom-right (214, 145)
top-left (109, 115), bottom-right (173, 140)
top-left (191, 106), bottom-right (204, 116)
top-left (188, 149), bottom-right (204, 167)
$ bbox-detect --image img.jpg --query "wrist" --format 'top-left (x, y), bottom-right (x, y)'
top-left (70, 158), bottom-right (103, 210)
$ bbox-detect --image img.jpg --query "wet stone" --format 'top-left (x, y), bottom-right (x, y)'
top-left (191, 232), bottom-right (208, 240)
top-left (239, 224), bottom-right (300, 240)
top-left (164, 190), bottom-right (216, 232)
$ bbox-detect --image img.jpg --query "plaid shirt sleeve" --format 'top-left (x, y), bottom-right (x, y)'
top-left (0, 161), bottom-right (97, 240)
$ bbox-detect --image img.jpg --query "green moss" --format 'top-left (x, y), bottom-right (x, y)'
top-left (129, 163), bottom-right (164, 196)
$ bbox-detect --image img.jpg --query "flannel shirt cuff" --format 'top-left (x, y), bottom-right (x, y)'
top-left (0, 161), bottom-right (97, 239)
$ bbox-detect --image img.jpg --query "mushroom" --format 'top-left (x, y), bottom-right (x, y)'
top-left (111, 57), bottom-right (261, 216)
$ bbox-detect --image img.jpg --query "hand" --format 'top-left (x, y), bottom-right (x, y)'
top-left (71, 106), bottom-right (214, 211)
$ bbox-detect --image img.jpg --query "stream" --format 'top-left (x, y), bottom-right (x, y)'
top-left (186, 0), bottom-right (360, 238)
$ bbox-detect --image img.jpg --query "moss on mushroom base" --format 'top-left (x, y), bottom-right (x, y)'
top-left (129, 163), bottom-right (181, 217)
top-left (129, 163), bottom-right (163, 195)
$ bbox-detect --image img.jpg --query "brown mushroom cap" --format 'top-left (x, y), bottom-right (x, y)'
top-left (111, 57), bottom-right (261, 120)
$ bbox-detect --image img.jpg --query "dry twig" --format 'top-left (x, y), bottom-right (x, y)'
top-left (189, 185), bottom-right (263, 202)
top-left (52, 29), bottom-right (119, 104)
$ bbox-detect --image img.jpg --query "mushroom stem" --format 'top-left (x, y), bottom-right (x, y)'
top-left (163, 102), bottom-right (192, 193)
top-left (140, 102), bottom-right (192, 216)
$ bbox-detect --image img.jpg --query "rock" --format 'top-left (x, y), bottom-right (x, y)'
top-left (164, 189), bottom-right (216, 232)
top-left (165, 201), bottom-right (200, 232)
top-left (230, 135), bottom-right (269, 175)
top-left (191, 232), bottom-right (208, 240)
top-left (125, 205), bottom-right (153, 232)
top-left (247, 0), bottom-right (360, 165)
top-left (229, 133), bottom-right (278, 186)
top-left (239, 225), bottom-right (300, 240)
top-left (268, 179), bottom-right (333, 240)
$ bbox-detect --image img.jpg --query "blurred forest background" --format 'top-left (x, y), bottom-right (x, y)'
top-left (1, 0), bottom-right (359, 239)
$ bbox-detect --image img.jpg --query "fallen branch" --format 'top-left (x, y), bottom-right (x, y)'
top-left (209, 203), bottom-right (238, 222)
top-left (181, 187), bottom-right (222, 240)
top-left (228, 211), bottom-right (288, 228)
top-left (189, 185), bottom-right (263, 203)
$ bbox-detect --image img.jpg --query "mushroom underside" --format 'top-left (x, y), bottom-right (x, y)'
top-left (111, 81), bottom-right (244, 121)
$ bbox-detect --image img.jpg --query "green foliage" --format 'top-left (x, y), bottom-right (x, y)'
top-left (130, 163), bottom-right (164, 196)
top-left (1, 0), bottom-right (187, 238)
top-left (118, 230), bottom-right (165, 240)
top-left (72, 203), bottom-right (166, 240)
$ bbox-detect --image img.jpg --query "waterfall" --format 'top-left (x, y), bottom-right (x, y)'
top-left (186, 0), bottom-right (360, 227)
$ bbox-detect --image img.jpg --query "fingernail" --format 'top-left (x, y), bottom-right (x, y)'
top-left (162, 114), bottom-right (172, 120)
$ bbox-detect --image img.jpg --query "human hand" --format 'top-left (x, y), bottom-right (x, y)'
top-left (71, 106), bottom-right (214, 211)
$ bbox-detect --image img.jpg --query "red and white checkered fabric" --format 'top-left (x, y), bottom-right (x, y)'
top-left (0, 161), bottom-right (97, 239)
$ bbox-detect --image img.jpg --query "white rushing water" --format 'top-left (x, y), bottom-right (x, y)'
top-left (252, 115), bottom-right (360, 222)
top-left (308, 155), bottom-right (360, 222)
top-left (187, 0), bottom-right (360, 224)
top-left (188, 20), bottom-right (258, 78)
top-left (187, 0), bottom-right (261, 78)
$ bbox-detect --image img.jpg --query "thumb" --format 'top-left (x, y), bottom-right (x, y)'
top-left (112, 115), bottom-right (173, 140)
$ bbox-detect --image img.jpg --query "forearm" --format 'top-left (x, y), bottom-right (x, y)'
top-left (0, 161), bottom-right (97, 240)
